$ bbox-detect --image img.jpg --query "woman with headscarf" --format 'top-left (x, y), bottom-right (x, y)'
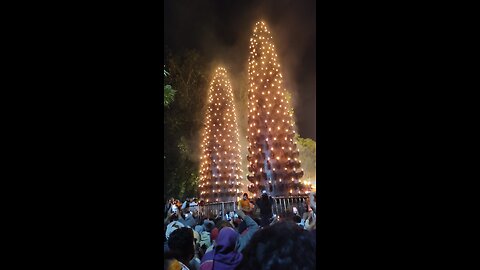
top-left (199, 227), bottom-right (242, 270)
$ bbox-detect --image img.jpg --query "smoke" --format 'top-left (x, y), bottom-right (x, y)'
top-left (165, 0), bottom-right (316, 181)
top-left (165, 0), bottom-right (316, 139)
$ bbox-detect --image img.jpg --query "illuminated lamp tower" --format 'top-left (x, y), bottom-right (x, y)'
top-left (246, 21), bottom-right (306, 197)
top-left (199, 67), bottom-right (244, 203)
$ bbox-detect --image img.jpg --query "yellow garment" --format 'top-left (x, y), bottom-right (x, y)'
top-left (238, 199), bottom-right (252, 211)
top-left (167, 259), bottom-right (182, 270)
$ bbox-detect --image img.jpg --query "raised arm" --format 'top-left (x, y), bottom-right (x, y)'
top-left (235, 209), bottom-right (260, 252)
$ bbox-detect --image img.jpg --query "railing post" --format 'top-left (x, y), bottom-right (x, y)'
top-left (274, 197), bottom-right (279, 215)
top-left (222, 202), bottom-right (225, 220)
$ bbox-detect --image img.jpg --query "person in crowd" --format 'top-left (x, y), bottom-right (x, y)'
top-left (190, 198), bottom-right (199, 213)
top-left (199, 227), bottom-right (243, 270)
top-left (198, 200), bottom-right (205, 216)
top-left (165, 197), bottom-right (173, 217)
top-left (195, 218), bottom-right (205, 234)
top-left (165, 208), bottom-right (182, 226)
top-left (292, 215), bottom-right (302, 225)
top-left (203, 219), bottom-right (215, 232)
top-left (164, 256), bottom-right (183, 270)
top-left (255, 190), bottom-right (274, 227)
top-left (309, 191), bottom-right (316, 213)
top-left (178, 202), bottom-right (198, 228)
top-left (166, 227), bottom-right (195, 270)
top-left (288, 206), bottom-right (302, 226)
top-left (199, 219), bottom-right (214, 250)
top-left (176, 199), bottom-right (183, 209)
top-left (190, 230), bottom-right (202, 270)
top-left (292, 206), bottom-right (300, 217)
top-left (212, 209), bottom-right (258, 252)
top-left (205, 227), bottom-right (219, 253)
top-left (236, 219), bottom-right (247, 235)
top-left (237, 193), bottom-right (254, 217)
top-left (304, 208), bottom-right (316, 231)
top-left (236, 221), bottom-right (316, 270)
top-left (165, 220), bottom-right (185, 253)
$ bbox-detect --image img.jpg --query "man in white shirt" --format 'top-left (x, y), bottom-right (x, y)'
top-left (189, 198), bottom-right (199, 213)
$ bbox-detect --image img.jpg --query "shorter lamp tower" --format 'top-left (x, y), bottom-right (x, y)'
top-left (199, 67), bottom-right (244, 203)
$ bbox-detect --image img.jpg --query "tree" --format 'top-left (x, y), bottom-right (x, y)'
top-left (295, 135), bottom-right (316, 189)
top-left (164, 67), bottom-right (176, 107)
top-left (245, 21), bottom-right (307, 197)
top-left (164, 50), bottom-right (209, 200)
top-left (199, 67), bottom-right (244, 203)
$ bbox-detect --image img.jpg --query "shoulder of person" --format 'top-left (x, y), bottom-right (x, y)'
top-left (177, 261), bottom-right (190, 270)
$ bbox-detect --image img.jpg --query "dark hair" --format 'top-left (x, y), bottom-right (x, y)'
top-left (204, 221), bottom-right (214, 232)
top-left (167, 227), bottom-right (194, 264)
top-left (243, 193), bottom-right (248, 197)
top-left (214, 216), bottom-right (223, 225)
top-left (238, 220), bottom-right (247, 234)
top-left (236, 221), bottom-right (315, 270)
top-left (216, 220), bottom-right (233, 230)
top-left (292, 215), bottom-right (302, 224)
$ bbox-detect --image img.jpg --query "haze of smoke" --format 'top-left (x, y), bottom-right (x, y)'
top-left (165, 0), bottom-right (316, 176)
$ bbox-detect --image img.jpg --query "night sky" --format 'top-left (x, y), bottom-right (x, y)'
top-left (164, 0), bottom-right (316, 140)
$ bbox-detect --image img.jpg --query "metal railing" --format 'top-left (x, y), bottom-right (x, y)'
top-left (202, 196), bottom-right (308, 220)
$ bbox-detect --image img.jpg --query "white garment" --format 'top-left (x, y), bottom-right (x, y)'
top-left (189, 257), bottom-right (201, 270)
top-left (178, 261), bottom-right (190, 270)
top-left (199, 231), bottom-right (211, 248)
top-left (206, 241), bottom-right (215, 253)
top-left (165, 221), bottom-right (185, 240)
top-left (189, 202), bottom-right (199, 212)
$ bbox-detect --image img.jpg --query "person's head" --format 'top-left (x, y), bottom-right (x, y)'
top-left (214, 216), bottom-right (223, 225)
top-left (165, 221), bottom-right (185, 240)
top-left (206, 227), bottom-right (243, 269)
top-left (210, 227), bottom-right (219, 242)
top-left (217, 226), bottom-right (239, 243)
top-left (203, 219), bottom-right (215, 232)
top-left (215, 227), bottom-right (241, 255)
top-left (167, 227), bottom-right (195, 265)
top-left (216, 220), bottom-right (234, 231)
top-left (243, 193), bottom-right (248, 200)
top-left (170, 211), bottom-right (179, 221)
top-left (236, 221), bottom-right (316, 270)
top-left (292, 215), bottom-right (302, 224)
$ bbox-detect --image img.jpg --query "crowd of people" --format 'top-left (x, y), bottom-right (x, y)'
top-left (163, 191), bottom-right (317, 270)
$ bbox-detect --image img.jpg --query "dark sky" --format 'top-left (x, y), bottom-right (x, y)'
top-left (164, 0), bottom-right (316, 140)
